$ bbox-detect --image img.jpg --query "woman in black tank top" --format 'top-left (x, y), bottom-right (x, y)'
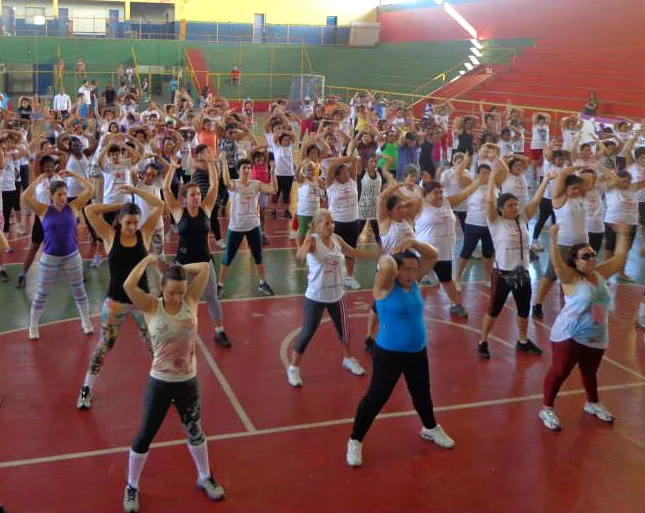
top-left (163, 152), bottom-right (233, 348)
top-left (77, 185), bottom-right (164, 410)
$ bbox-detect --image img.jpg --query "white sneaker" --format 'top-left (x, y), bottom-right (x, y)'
top-left (538, 407), bottom-right (562, 431)
top-left (28, 324), bottom-right (39, 340)
top-left (346, 439), bottom-right (363, 467)
top-left (531, 241), bottom-right (544, 251)
top-left (82, 320), bottom-right (94, 335)
top-left (90, 254), bottom-right (102, 268)
top-left (420, 272), bottom-right (439, 286)
top-left (482, 278), bottom-right (491, 289)
top-left (123, 484), bottom-right (139, 512)
top-left (16, 225), bottom-right (26, 236)
top-left (420, 424), bottom-right (455, 448)
top-left (289, 230), bottom-right (297, 240)
top-left (287, 365), bottom-right (303, 387)
top-left (342, 357), bottom-right (365, 376)
top-left (344, 276), bottom-right (361, 290)
top-left (196, 475), bottom-right (225, 500)
top-left (215, 239), bottom-right (227, 249)
top-left (583, 402), bottom-right (614, 423)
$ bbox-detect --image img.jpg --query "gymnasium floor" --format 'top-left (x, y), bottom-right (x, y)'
top-left (0, 218), bottom-right (643, 513)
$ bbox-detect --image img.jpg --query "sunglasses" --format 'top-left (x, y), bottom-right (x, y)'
top-left (577, 251), bottom-right (597, 261)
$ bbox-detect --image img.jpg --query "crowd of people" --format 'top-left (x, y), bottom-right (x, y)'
top-left (0, 82), bottom-right (644, 512)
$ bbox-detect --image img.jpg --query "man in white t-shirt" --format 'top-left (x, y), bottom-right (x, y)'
top-left (78, 80), bottom-right (92, 119)
top-left (53, 87), bottom-right (72, 118)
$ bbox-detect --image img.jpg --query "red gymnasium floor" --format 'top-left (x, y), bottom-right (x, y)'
top-left (0, 275), bottom-right (644, 512)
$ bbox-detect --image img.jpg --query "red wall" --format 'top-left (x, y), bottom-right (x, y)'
top-left (379, 0), bottom-right (645, 45)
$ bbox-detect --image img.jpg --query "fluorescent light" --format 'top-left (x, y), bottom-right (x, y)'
top-left (433, 0), bottom-right (444, 4)
top-left (464, 62), bottom-right (473, 71)
top-left (34, 15), bottom-right (45, 25)
top-left (470, 38), bottom-right (483, 49)
top-left (470, 47), bottom-right (482, 57)
top-left (459, 70), bottom-right (466, 75)
top-left (469, 55), bottom-right (480, 65)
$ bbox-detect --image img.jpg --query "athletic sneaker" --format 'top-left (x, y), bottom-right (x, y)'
top-left (16, 225), bottom-right (26, 236)
top-left (28, 324), bottom-right (39, 341)
top-left (529, 248), bottom-right (539, 262)
top-left (516, 339), bottom-right (543, 356)
top-left (364, 335), bottom-right (375, 355)
top-left (538, 407), bottom-right (562, 431)
top-left (284, 210), bottom-right (292, 219)
top-left (123, 484), bottom-right (139, 513)
top-left (287, 365), bottom-right (303, 387)
top-left (16, 274), bottom-right (26, 289)
top-left (215, 239), bottom-right (227, 249)
top-left (82, 320), bottom-right (94, 336)
top-left (90, 254), bottom-right (103, 268)
top-left (583, 402), bottom-right (614, 423)
top-left (531, 241), bottom-right (544, 251)
top-left (342, 357), bottom-right (365, 376)
top-left (214, 331), bottom-right (232, 348)
top-left (196, 475), bottom-right (225, 500)
top-left (420, 273), bottom-right (439, 286)
top-left (420, 425), bottom-right (455, 448)
top-left (0, 270), bottom-right (8, 283)
top-left (261, 234), bottom-right (270, 246)
top-left (532, 304), bottom-right (544, 320)
top-left (344, 276), bottom-right (361, 290)
top-left (288, 230), bottom-right (297, 240)
top-left (4, 246), bottom-right (14, 254)
top-left (77, 386), bottom-right (92, 410)
top-left (449, 304), bottom-right (468, 319)
top-left (346, 439), bottom-right (363, 467)
top-left (637, 315), bottom-right (645, 329)
top-left (477, 341), bottom-right (491, 360)
top-left (217, 283), bottom-right (224, 299)
top-left (471, 247), bottom-right (482, 259)
top-left (258, 281), bottom-right (274, 296)
top-left (617, 273), bottom-right (635, 283)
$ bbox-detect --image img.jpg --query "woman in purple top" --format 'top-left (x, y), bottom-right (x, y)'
top-left (21, 170), bottom-right (94, 340)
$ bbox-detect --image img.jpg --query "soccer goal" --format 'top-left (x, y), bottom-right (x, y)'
top-left (287, 74), bottom-right (325, 111)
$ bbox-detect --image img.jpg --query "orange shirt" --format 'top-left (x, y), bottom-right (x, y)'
top-left (197, 130), bottom-right (218, 154)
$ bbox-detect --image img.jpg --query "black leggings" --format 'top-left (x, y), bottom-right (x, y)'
top-left (68, 197), bottom-right (100, 243)
top-left (532, 198), bottom-right (556, 240)
top-left (351, 345), bottom-right (436, 442)
top-left (210, 207), bottom-right (221, 241)
top-left (275, 176), bottom-right (294, 205)
top-left (2, 190), bottom-right (19, 233)
top-left (357, 219), bottom-right (381, 246)
top-left (294, 296), bottom-right (349, 354)
top-left (460, 224), bottom-right (494, 259)
top-left (131, 376), bottom-right (204, 454)
top-left (454, 211), bottom-right (467, 233)
top-left (588, 232), bottom-right (604, 253)
top-left (223, 226), bottom-right (262, 266)
top-left (487, 268), bottom-right (532, 318)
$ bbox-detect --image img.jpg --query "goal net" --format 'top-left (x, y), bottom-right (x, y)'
top-left (287, 74), bottom-right (325, 112)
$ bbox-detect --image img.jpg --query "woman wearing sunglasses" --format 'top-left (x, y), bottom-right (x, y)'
top-left (538, 222), bottom-right (631, 431)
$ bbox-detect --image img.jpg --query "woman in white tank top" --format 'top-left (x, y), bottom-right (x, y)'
top-left (286, 209), bottom-right (379, 388)
top-left (579, 169), bottom-right (607, 254)
top-left (357, 153), bottom-right (392, 248)
top-left (416, 176), bottom-right (479, 319)
top-left (532, 167), bottom-right (589, 320)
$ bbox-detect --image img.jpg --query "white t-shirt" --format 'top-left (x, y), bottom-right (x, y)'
top-left (296, 181), bottom-right (322, 217)
top-left (65, 154), bottom-right (91, 197)
top-left (273, 145), bottom-right (294, 176)
top-left (530, 124), bottom-right (550, 150)
top-left (1, 160), bottom-right (16, 192)
top-left (499, 139), bottom-right (515, 158)
top-left (562, 128), bottom-right (582, 153)
top-left (36, 173), bottom-right (62, 204)
top-left (358, 172), bottom-right (382, 220)
top-left (512, 129), bottom-right (525, 154)
top-left (465, 185), bottom-right (489, 227)
top-left (135, 182), bottom-right (163, 230)
top-left (488, 214), bottom-right (529, 271)
top-left (604, 188), bottom-right (638, 225)
top-left (327, 179), bottom-right (358, 223)
top-left (500, 173), bottom-right (529, 209)
top-left (554, 197), bottom-right (588, 245)
top-left (439, 168), bottom-right (468, 213)
top-left (415, 199), bottom-right (456, 261)
top-left (380, 219), bottom-right (415, 255)
top-left (102, 159), bottom-right (132, 204)
top-left (627, 163), bottom-right (645, 202)
top-left (543, 161), bottom-right (564, 199)
top-left (78, 85), bottom-right (92, 105)
top-left (228, 180), bottom-right (261, 231)
top-left (305, 234), bottom-right (345, 304)
top-left (584, 184), bottom-right (606, 233)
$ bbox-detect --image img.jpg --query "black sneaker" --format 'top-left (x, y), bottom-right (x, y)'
top-left (16, 274), bottom-right (26, 289)
top-left (214, 331), bottom-right (232, 348)
top-left (478, 341), bottom-right (491, 360)
top-left (364, 336), bottom-right (375, 355)
top-left (76, 386), bottom-right (92, 410)
top-left (261, 234), bottom-right (270, 245)
top-left (284, 210), bottom-right (292, 219)
top-left (0, 270), bottom-right (8, 283)
top-left (0, 503), bottom-right (8, 513)
top-left (217, 283), bottom-right (224, 300)
top-left (529, 249), bottom-right (539, 262)
top-left (258, 281), bottom-right (274, 296)
top-left (516, 339), bottom-right (543, 356)
top-left (532, 304), bottom-right (544, 320)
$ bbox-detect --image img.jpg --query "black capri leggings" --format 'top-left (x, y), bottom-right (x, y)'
top-left (588, 232), bottom-right (604, 253)
top-left (223, 226), bottom-right (263, 266)
top-left (454, 211), bottom-right (467, 233)
top-left (487, 267), bottom-right (532, 318)
top-left (2, 190), bottom-right (19, 233)
top-left (333, 219), bottom-right (360, 254)
top-left (131, 376), bottom-right (204, 454)
top-left (351, 345), bottom-right (437, 442)
top-left (604, 223), bottom-right (637, 252)
top-left (532, 198), bottom-right (556, 240)
top-left (357, 219), bottom-right (381, 246)
top-left (68, 197), bottom-right (101, 243)
top-left (276, 175), bottom-right (294, 205)
top-left (294, 296), bottom-right (349, 354)
top-left (210, 207), bottom-right (222, 241)
top-left (433, 260), bottom-right (453, 283)
top-left (460, 224), bottom-right (494, 260)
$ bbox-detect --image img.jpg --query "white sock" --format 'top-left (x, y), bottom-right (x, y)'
top-left (127, 450), bottom-right (148, 489)
top-left (83, 372), bottom-right (97, 389)
top-left (215, 326), bottom-right (223, 334)
top-left (259, 279), bottom-right (266, 285)
top-left (639, 303), bottom-right (645, 317)
top-left (188, 442), bottom-right (211, 481)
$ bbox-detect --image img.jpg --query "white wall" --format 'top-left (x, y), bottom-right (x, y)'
top-left (4, 0), bottom-right (56, 18)
top-left (59, 1), bottom-right (125, 34)
top-left (130, 2), bottom-right (175, 22)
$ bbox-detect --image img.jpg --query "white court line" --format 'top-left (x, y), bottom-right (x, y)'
top-left (477, 289), bottom-right (645, 382)
top-left (0, 381), bottom-right (640, 470)
top-left (195, 335), bottom-right (256, 432)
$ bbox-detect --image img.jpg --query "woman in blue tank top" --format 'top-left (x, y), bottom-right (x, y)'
top-left (346, 240), bottom-right (455, 467)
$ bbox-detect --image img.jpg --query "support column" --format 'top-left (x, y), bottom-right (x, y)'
top-left (52, 0), bottom-right (58, 17)
top-left (124, 0), bottom-right (130, 21)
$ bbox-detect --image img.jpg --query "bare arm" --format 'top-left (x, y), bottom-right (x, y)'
top-left (200, 157), bottom-right (219, 217)
top-left (123, 255), bottom-right (161, 314)
top-left (548, 225), bottom-right (577, 284)
top-left (20, 173), bottom-right (49, 217)
top-left (162, 161), bottom-right (184, 223)
top-left (594, 224), bottom-right (631, 279)
top-left (84, 201), bottom-right (120, 245)
top-left (524, 171), bottom-right (555, 219)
